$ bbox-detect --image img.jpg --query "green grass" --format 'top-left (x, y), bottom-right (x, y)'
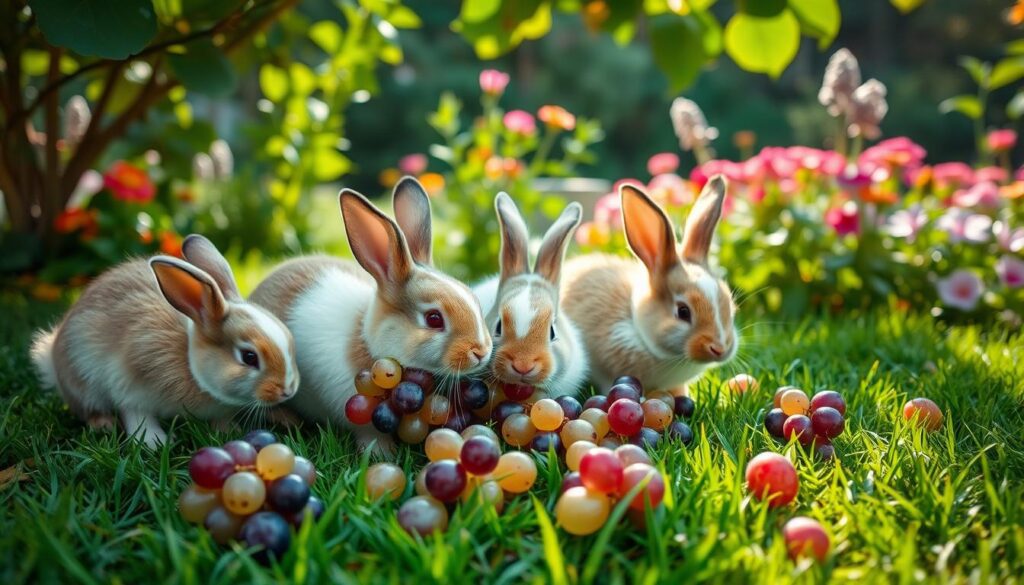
top-left (2, 291), bottom-right (1023, 584)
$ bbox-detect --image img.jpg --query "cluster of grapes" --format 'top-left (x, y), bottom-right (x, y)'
top-left (763, 387), bottom-right (846, 460)
top-left (178, 430), bottom-right (321, 562)
top-left (568, 375), bottom-right (696, 450)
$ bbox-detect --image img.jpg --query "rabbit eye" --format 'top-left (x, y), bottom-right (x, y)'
top-left (238, 348), bottom-right (260, 369)
top-left (495, 319), bottom-right (502, 337)
top-left (676, 303), bottom-right (692, 323)
top-left (424, 309), bottom-right (445, 331)
top-left (549, 324), bottom-right (557, 341)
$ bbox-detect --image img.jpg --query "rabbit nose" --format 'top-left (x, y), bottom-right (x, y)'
top-left (511, 360), bottom-right (538, 376)
top-left (706, 342), bottom-right (725, 358)
top-left (468, 347), bottom-right (488, 365)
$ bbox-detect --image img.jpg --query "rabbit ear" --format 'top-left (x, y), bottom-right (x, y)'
top-left (495, 192), bottom-right (530, 282)
top-left (150, 256), bottom-right (227, 332)
top-left (180, 234), bottom-right (241, 301)
top-left (621, 183), bottom-right (678, 279)
top-left (392, 176), bottom-right (433, 265)
top-left (340, 188), bottom-right (414, 291)
top-left (534, 201), bottom-right (582, 285)
top-left (681, 175), bottom-right (727, 264)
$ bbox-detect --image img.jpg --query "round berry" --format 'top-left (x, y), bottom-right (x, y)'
top-left (783, 414), bottom-right (814, 447)
top-left (371, 402), bottom-right (400, 434)
top-left (397, 496), bottom-right (448, 536)
top-left (565, 440), bottom-right (596, 472)
top-left (727, 373), bottom-right (758, 393)
top-left (560, 471), bottom-right (585, 493)
top-left (398, 414), bottom-right (430, 444)
top-left (579, 408), bottom-right (610, 440)
top-left (492, 401), bottom-right (526, 425)
top-left (366, 462), bottom-right (406, 501)
top-left (371, 358), bottom-right (402, 389)
top-left (240, 511), bottom-right (291, 563)
top-left (441, 411), bottom-right (470, 433)
top-left (810, 406), bottom-right (845, 438)
top-left (285, 495), bottom-right (324, 527)
top-left (582, 395), bottom-right (609, 412)
top-left (530, 398), bottom-right (565, 432)
top-left (554, 396), bottom-right (583, 420)
top-left (783, 516), bottom-right (830, 561)
top-left (255, 443), bottom-right (295, 481)
top-left (619, 463), bottom-right (665, 511)
top-left (607, 399), bottom-right (644, 436)
top-left (222, 440), bottom-right (257, 467)
top-left (461, 478), bottom-right (505, 512)
top-left (612, 375), bottom-right (643, 394)
top-left (903, 397), bottom-right (943, 431)
top-left (402, 367), bottom-right (435, 394)
top-left (779, 389), bottom-right (810, 416)
top-left (355, 368), bottom-right (386, 397)
top-left (628, 427), bottom-right (661, 448)
top-left (423, 393), bottom-right (451, 425)
top-left (607, 383), bottom-right (641, 404)
top-left (204, 505), bottom-right (243, 544)
top-left (764, 408), bottom-right (788, 439)
top-left (673, 395), bottom-right (695, 418)
top-left (642, 399), bottom-right (673, 431)
top-left (614, 444), bottom-right (652, 467)
top-left (222, 471), bottom-right (267, 515)
top-left (391, 381), bottom-right (425, 415)
top-left (189, 447), bottom-right (236, 489)
top-left (815, 439), bottom-right (836, 461)
top-left (579, 447), bottom-right (624, 494)
top-left (667, 421), bottom-right (694, 446)
top-left (425, 429), bottom-right (464, 462)
top-left (242, 429), bottom-right (277, 452)
top-left (345, 394), bottom-right (379, 425)
top-left (461, 424), bottom-right (500, 445)
top-left (745, 452), bottom-right (799, 507)
top-left (267, 474), bottom-right (310, 515)
top-left (493, 451), bottom-right (537, 493)
top-left (502, 383), bottom-right (535, 402)
top-left (460, 436), bottom-right (501, 476)
top-left (559, 419), bottom-right (598, 447)
top-left (178, 484), bottom-right (219, 523)
top-left (424, 460), bottom-right (468, 503)
top-left (502, 413), bottom-right (538, 447)
top-left (555, 486), bottom-right (610, 535)
top-left (773, 385), bottom-right (799, 408)
top-left (291, 456), bottom-right (316, 486)
top-left (531, 431), bottom-right (563, 455)
top-left (810, 390), bottom-right (846, 416)
top-left (461, 379), bottom-right (490, 410)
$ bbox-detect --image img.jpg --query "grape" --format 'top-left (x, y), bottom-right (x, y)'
top-left (424, 460), bottom-right (468, 503)
top-left (242, 429), bottom-right (277, 452)
top-left (345, 394), bottom-right (380, 425)
top-left (366, 462), bottom-right (407, 501)
top-left (530, 398), bottom-right (565, 432)
top-left (773, 385), bottom-right (799, 408)
top-left (555, 486), bottom-right (611, 535)
top-left (782, 517), bottom-right (830, 561)
top-left (673, 395), bottom-right (695, 419)
top-left (442, 412), bottom-right (471, 433)
top-left (285, 495), bottom-right (324, 527)
top-left (461, 478), bottom-right (504, 512)
top-left (612, 375), bottom-right (643, 394)
top-left (565, 440), bottom-right (596, 472)
top-left (783, 414), bottom-right (814, 447)
top-left (493, 451), bottom-right (537, 493)
top-left (402, 367), bottom-right (435, 394)
top-left (267, 474), bottom-right (310, 515)
top-left (598, 436), bottom-right (622, 449)
top-left (579, 408), bottom-right (610, 440)
top-left (222, 471), bottom-right (267, 515)
top-left (460, 436), bottom-right (501, 475)
top-left (502, 383), bottom-right (535, 402)
top-left (371, 401), bottom-right (400, 434)
top-left (414, 467), bottom-right (429, 496)
top-left (764, 408), bottom-right (788, 438)
top-left (423, 393), bottom-right (451, 425)
top-left (607, 383), bottom-right (641, 404)
top-left (256, 443), bottom-right (296, 481)
top-left (471, 387), bottom-right (501, 419)
top-left (903, 397), bottom-right (943, 431)
top-left (178, 484), bottom-right (219, 523)
top-left (289, 456), bottom-right (315, 486)
top-left (614, 444), bottom-right (651, 467)
top-left (222, 440), bottom-right (257, 468)
top-left (579, 447), bottom-right (624, 494)
top-left (391, 382), bottom-right (425, 415)
top-left (727, 373), bottom-right (758, 392)
top-left (204, 505), bottom-right (243, 544)
top-left (554, 396), bottom-right (583, 420)
top-left (461, 380), bottom-right (491, 410)
top-left (646, 390), bottom-right (675, 410)
top-left (745, 452), bottom-right (799, 507)
top-left (628, 427), bottom-right (661, 448)
top-left (779, 389), bottom-right (810, 416)
top-left (425, 429), bottom-right (464, 462)
top-left (371, 358), bottom-right (403, 389)
top-left (810, 390), bottom-right (846, 416)
top-left (582, 395), bottom-right (609, 413)
top-left (641, 399), bottom-right (673, 431)
top-left (240, 511), bottom-right (291, 563)
top-left (492, 401), bottom-right (526, 425)
top-left (559, 419), bottom-right (597, 447)
top-left (394, 414), bottom-right (428, 444)
top-left (461, 424), bottom-right (500, 445)
top-left (531, 431), bottom-right (563, 455)
top-left (667, 421), bottom-right (694, 445)
top-left (607, 399), bottom-right (644, 436)
top-left (810, 406), bottom-right (845, 438)
top-left (355, 368), bottom-right (386, 397)
top-left (815, 439), bottom-right (836, 461)
top-left (560, 471), bottom-right (585, 493)
top-left (619, 463), bottom-right (665, 511)
top-left (398, 496), bottom-right (448, 536)
top-left (189, 447), bottom-right (236, 489)
top-left (501, 413), bottom-right (537, 447)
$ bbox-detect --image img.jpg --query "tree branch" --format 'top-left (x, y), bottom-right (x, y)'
top-left (42, 46), bottom-right (61, 234)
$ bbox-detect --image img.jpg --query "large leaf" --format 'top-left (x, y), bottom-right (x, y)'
top-left (958, 56), bottom-right (990, 86)
top-left (938, 95), bottom-right (983, 120)
top-left (452, 0), bottom-right (550, 59)
top-left (1007, 91), bottom-right (1024, 121)
top-left (31, 0), bottom-right (157, 59)
top-left (459, 0), bottom-right (500, 23)
top-left (168, 40), bottom-right (236, 97)
top-left (890, 0), bottom-right (925, 13)
top-left (650, 14), bottom-right (711, 91)
top-left (259, 64), bottom-right (288, 102)
top-left (989, 56), bottom-right (1024, 91)
top-left (788, 0), bottom-right (839, 49)
top-left (724, 8), bottom-right (800, 78)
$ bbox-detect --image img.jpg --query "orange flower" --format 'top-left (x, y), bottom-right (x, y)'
top-left (912, 165), bottom-right (933, 190)
top-left (53, 208), bottom-right (98, 240)
top-left (175, 187), bottom-right (196, 203)
top-left (103, 161), bottom-right (155, 202)
top-left (418, 173), bottom-right (445, 196)
top-left (139, 228), bottom-right (154, 245)
top-left (582, 1), bottom-right (610, 31)
top-left (1010, 0), bottom-right (1024, 25)
top-left (379, 168), bottom-right (401, 188)
top-left (484, 157), bottom-right (504, 180)
top-left (733, 130), bottom-right (756, 150)
top-left (468, 145), bottom-right (494, 163)
top-left (159, 231), bottom-right (183, 257)
top-left (31, 283), bottom-right (63, 302)
top-left (503, 158), bottom-right (524, 179)
top-left (538, 105), bottom-right (576, 131)
top-left (999, 181), bottom-right (1024, 199)
top-left (860, 186), bottom-right (898, 205)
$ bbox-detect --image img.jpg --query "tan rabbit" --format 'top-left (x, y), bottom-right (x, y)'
top-left (249, 177), bottom-right (492, 451)
top-left (473, 193), bottom-right (588, 397)
top-left (561, 176), bottom-right (737, 392)
top-left (30, 235), bottom-right (299, 447)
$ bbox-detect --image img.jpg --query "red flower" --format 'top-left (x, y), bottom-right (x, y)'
top-left (54, 208), bottom-right (98, 240)
top-left (159, 231), bottom-right (183, 257)
top-left (825, 201), bottom-right (860, 236)
top-left (103, 161), bottom-right (155, 202)
top-left (987, 129), bottom-right (1017, 153)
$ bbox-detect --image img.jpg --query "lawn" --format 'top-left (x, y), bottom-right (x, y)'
top-left (1, 291), bottom-right (1023, 584)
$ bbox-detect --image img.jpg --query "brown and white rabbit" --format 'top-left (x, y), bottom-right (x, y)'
top-left (30, 235), bottom-right (299, 447)
top-left (561, 176), bottom-right (738, 393)
top-left (249, 177), bottom-right (492, 451)
top-left (473, 193), bottom-right (588, 398)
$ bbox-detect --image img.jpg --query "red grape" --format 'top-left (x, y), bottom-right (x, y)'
top-left (667, 421), bottom-right (694, 445)
top-left (608, 383), bottom-right (641, 404)
top-left (745, 452), bottom-right (799, 507)
top-left (673, 395), bottom-right (695, 418)
top-left (582, 395), bottom-right (609, 412)
top-left (240, 511), bottom-right (291, 563)
top-left (242, 429), bottom-right (277, 452)
top-left (815, 439), bottom-right (836, 461)
top-left (222, 440), bottom-right (257, 467)
top-left (607, 399), bottom-right (644, 436)
top-left (492, 401), bottom-right (526, 425)
top-left (810, 390), bottom-right (846, 416)
top-left (903, 397), bottom-right (943, 431)
top-left (460, 436), bottom-right (501, 475)
top-left (371, 402), bottom-right (400, 434)
top-left (502, 383), bottom-right (535, 402)
top-left (424, 460), bottom-right (468, 503)
top-left (764, 408), bottom-right (787, 438)
top-left (266, 474), bottom-right (310, 515)
top-left (441, 412), bottom-right (471, 433)
top-left (783, 414), bottom-right (814, 447)
top-left (461, 380), bottom-right (490, 410)
top-left (555, 395), bottom-right (583, 420)
top-left (189, 447), bottom-right (236, 489)
top-left (391, 381), bottom-right (425, 414)
top-left (345, 394), bottom-right (379, 425)
top-left (619, 463), bottom-right (665, 511)
top-left (579, 447), bottom-right (624, 494)
top-left (612, 375), bottom-right (643, 394)
top-left (402, 367), bottom-right (435, 393)
top-left (561, 471), bottom-right (584, 493)
top-left (614, 444), bottom-right (651, 467)
top-left (783, 516), bottom-right (830, 561)
top-left (810, 406), bottom-right (845, 438)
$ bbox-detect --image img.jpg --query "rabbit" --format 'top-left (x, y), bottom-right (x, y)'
top-left (30, 235), bottom-right (299, 448)
top-left (472, 193), bottom-right (588, 398)
top-left (560, 175), bottom-right (738, 394)
top-left (248, 177), bottom-right (492, 452)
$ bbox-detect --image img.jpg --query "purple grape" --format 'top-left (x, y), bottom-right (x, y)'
top-left (628, 427), bottom-right (661, 448)
top-left (285, 496), bottom-right (324, 527)
top-left (188, 447), bottom-right (236, 489)
top-left (561, 471), bottom-right (584, 493)
top-left (764, 408), bottom-right (787, 439)
top-left (810, 406), bottom-right (845, 438)
top-left (491, 400), bottom-right (526, 425)
top-left (460, 436), bottom-right (501, 475)
top-left (530, 431), bottom-right (564, 455)
top-left (673, 395), bottom-right (695, 418)
top-left (815, 440), bottom-right (836, 461)
top-left (240, 511), bottom-right (291, 563)
top-left (442, 411), bottom-right (471, 433)
top-left (582, 395), bottom-right (609, 412)
top-left (502, 383), bottom-right (535, 402)
top-left (461, 380), bottom-right (490, 410)
top-left (222, 440), bottom-right (257, 467)
top-left (242, 430), bottom-right (277, 452)
top-left (402, 368), bottom-right (435, 393)
top-left (266, 474), bottom-right (311, 515)
top-left (612, 375), bottom-right (643, 394)
top-left (372, 402), bottom-right (400, 434)
top-left (424, 460), bottom-right (468, 503)
top-left (810, 390), bottom-right (846, 416)
top-left (608, 383), bottom-right (641, 404)
top-left (555, 396), bottom-right (583, 420)
top-left (391, 381), bottom-right (425, 415)
top-left (291, 456), bottom-right (316, 486)
top-left (668, 421), bottom-right (694, 445)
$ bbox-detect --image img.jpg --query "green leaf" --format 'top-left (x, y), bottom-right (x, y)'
top-left (259, 65), bottom-right (288, 102)
top-left (788, 0), bottom-right (839, 49)
top-left (31, 0), bottom-right (158, 59)
top-left (650, 14), bottom-right (709, 91)
top-left (938, 95), bottom-right (983, 120)
top-left (1007, 39), bottom-right (1024, 55)
top-left (388, 5), bottom-right (421, 28)
top-left (890, 0), bottom-right (925, 13)
top-left (167, 40), bottom-right (236, 97)
top-left (724, 8), bottom-right (800, 78)
top-left (1007, 91), bottom-right (1024, 121)
top-left (958, 56), bottom-right (990, 86)
top-left (310, 21), bottom-right (343, 54)
top-left (459, 0), bottom-right (500, 23)
top-left (989, 56), bottom-right (1024, 91)
top-left (311, 149), bottom-right (351, 181)
top-left (179, 0), bottom-right (236, 24)
top-left (531, 498), bottom-right (567, 585)
top-left (453, 0), bottom-right (550, 59)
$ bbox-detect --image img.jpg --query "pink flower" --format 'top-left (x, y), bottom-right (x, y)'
top-left (398, 154), bottom-right (427, 175)
top-left (994, 221), bottom-right (1024, 252)
top-left (859, 137), bottom-right (927, 169)
top-left (647, 153), bottom-right (680, 176)
top-left (825, 201), bottom-right (860, 236)
top-left (987, 129), bottom-right (1017, 152)
top-left (932, 162), bottom-right (975, 189)
top-left (693, 159), bottom-right (744, 184)
top-left (936, 270), bottom-right (984, 311)
top-left (974, 166), bottom-right (1008, 184)
top-left (937, 208), bottom-right (992, 243)
top-left (647, 173), bottom-right (692, 206)
top-left (950, 181), bottom-right (1001, 209)
top-left (503, 110), bottom-right (536, 136)
top-left (885, 205), bottom-right (927, 242)
top-left (479, 69), bottom-right (510, 97)
top-left (837, 164), bottom-right (872, 189)
top-left (996, 255), bottom-right (1024, 288)
top-left (593, 192), bottom-right (623, 231)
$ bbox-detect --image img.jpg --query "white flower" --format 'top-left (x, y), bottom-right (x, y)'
top-left (63, 95), bottom-right (91, 145)
top-left (935, 270), bottom-right (984, 311)
top-left (846, 79), bottom-right (888, 139)
top-left (192, 153), bottom-right (214, 181)
top-left (210, 139), bottom-right (234, 180)
top-left (885, 205), bottom-right (927, 242)
top-left (670, 97), bottom-right (718, 151)
top-left (818, 48), bottom-right (862, 117)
